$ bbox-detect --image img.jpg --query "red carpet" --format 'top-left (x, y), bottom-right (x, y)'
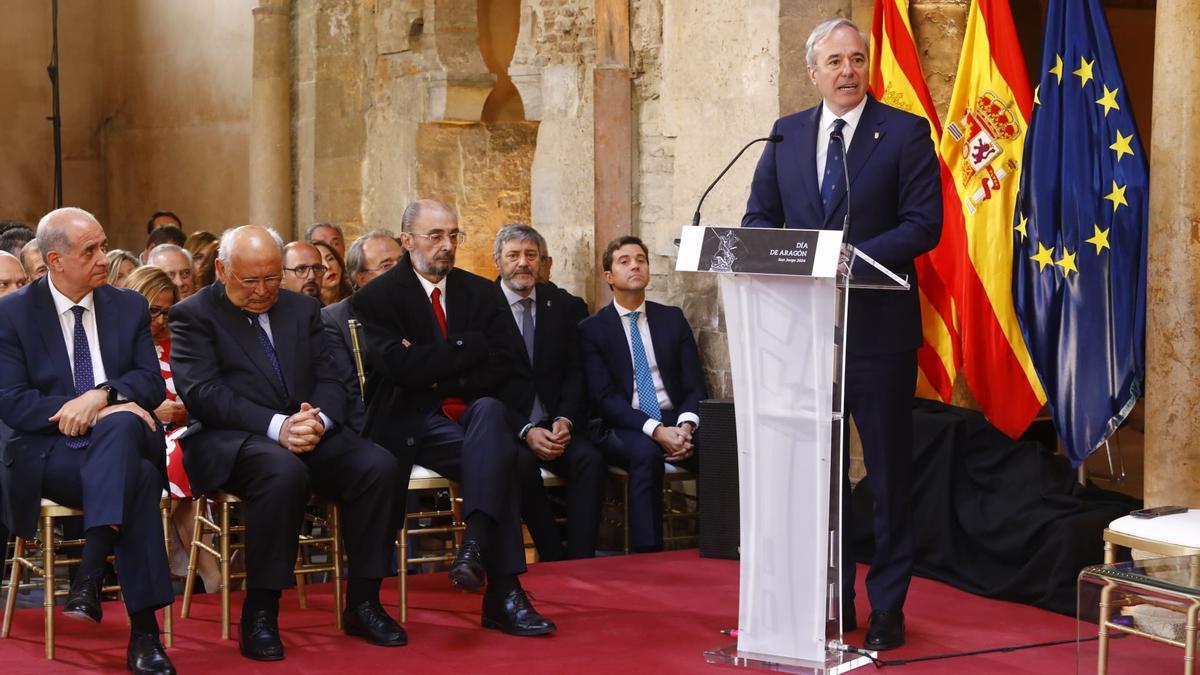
top-left (0, 551), bottom-right (1178, 673)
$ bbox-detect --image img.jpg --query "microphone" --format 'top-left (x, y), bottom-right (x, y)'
top-left (829, 126), bottom-right (853, 261)
top-left (691, 135), bottom-right (784, 227)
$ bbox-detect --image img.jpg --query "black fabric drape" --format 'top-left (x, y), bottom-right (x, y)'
top-left (851, 399), bottom-right (1139, 615)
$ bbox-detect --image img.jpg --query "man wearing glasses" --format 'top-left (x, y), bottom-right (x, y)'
top-left (280, 241), bottom-right (326, 302)
top-left (168, 225), bottom-right (405, 661)
top-left (353, 199), bottom-right (556, 637)
top-left (147, 244), bottom-right (196, 299)
top-left (321, 230), bottom-right (405, 434)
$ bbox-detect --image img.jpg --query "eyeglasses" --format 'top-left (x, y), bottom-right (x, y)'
top-left (229, 273), bottom-right (283, 290)
top-left (409, 231), bottom-right (467, 246)
top-left (362, 259), bottom-right (398, 274)
top-left (148, 306), bottom-right (170, 319)
top-left (284, 264), bottom-right (328, 277)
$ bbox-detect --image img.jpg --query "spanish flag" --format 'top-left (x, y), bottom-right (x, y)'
top-left (869, 0), bottom-right (962, 403)
top-left (938, 0), bottom-right (1047, 437)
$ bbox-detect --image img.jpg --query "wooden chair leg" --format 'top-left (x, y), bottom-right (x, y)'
top-left (399, 524), bottom-right (408, 624)
top-left (181, 498), bottom-right (205, 619)
top-left (2, 537), bottom-right (25, 638)
top-left (160, 501), bottom-right (173, 648)
top-left (296, 559), bottom-right (308, 610)
top-left (220, 501), bottom-right (232, 641)
top-left (42, 515), bottom-right (55, 660)
top-left (331, 505), bottom-right (343, 629)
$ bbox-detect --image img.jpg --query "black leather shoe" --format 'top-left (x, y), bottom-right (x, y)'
top-left (448, 540), bottom-right (486, 592)
top-left (481, 587), bottom-right (556, 637)
top-left (63, 572), bottom-right (103, 624)
top-left (343, 600), bottom-right (407, 646)
top-left (864, 610), bottom-right (905, 651)
top-left (127, 633), bottom-right (175, 674)
top-left (239, 609), bottom-right (285, 661)
top-left (842, 599), bottom-right (857, 632)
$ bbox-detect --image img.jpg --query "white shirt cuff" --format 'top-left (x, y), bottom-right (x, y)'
top-left (267, 414), bottom-right (286, 442)
top-left (677, 413), bottom-right (700, 430)
top-left (318, 412), bottom-right (333, 433)
top-left (642, 418), bottom-right (662, 438)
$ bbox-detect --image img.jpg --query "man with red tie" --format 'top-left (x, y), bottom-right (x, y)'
top-left (352, 199), bottom-right (555, 636)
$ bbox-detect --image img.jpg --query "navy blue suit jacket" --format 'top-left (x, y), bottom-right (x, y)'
top-left (743, 95), bottom-right (942, 355)
top-left (0, 277), bottom-right (166, 536)
top-left (169, 283), bottom-right (346, 495)
top-left (579, 301), bottom-right (707, 433)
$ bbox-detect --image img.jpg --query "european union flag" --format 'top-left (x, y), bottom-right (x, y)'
top-left (1012, 0), bottom-right (1147, 467)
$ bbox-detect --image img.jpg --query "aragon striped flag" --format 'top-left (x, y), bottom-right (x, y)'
top-left (869, 0), bottom-right (961, 403)
top-left (937, 0), bottom-right (1047, 438)
top-left (1012, 0), bottom-right (1148, 466)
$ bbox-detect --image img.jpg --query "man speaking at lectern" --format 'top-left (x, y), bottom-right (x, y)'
top-left (742, 18), bottom-right (941, 651)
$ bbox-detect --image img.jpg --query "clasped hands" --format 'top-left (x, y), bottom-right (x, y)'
top-left (50, 389), bottom-right (157, 437)
top-left (525, 418), bottom-right (572, 461)
top-left (280, 402), bottom-right (325, 454)
top-left (652, 421), bottom-right (695, 462)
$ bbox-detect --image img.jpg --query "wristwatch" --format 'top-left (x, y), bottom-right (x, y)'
top-left (94, 383), bottom-right (117, 405)
top-left (518, 422), bottom-right (535, 442)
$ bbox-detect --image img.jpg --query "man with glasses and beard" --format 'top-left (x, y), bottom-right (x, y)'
top-left (352, 199), bottom-right (556, 636)
top-left (280, 242), bottom-right (326, 303)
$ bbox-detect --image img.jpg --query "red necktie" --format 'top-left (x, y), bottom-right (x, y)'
top-left (431, 287), bottom-right (466, 422)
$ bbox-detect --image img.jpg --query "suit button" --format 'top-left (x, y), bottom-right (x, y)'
top-left (455, 339), bottom-right (464, 347)
top-left (406, 437), bottom-right (415, 447)
top-left (458, 378), bottom-right (466, 386)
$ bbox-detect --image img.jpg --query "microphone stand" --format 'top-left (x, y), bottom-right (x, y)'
top-left (691, 135), bottom-right (783, 227)
top-left (47, 0), bottom-right (63, 208)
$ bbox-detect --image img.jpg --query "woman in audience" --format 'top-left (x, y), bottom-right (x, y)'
top-left (105, 249), bottom-right (140, 287)
top-left (123, 266), bottom-right (221, 591)
top-left (185, 231), bottom-right (219, 289)
top-left (313, 238), bottom-right (353, 305)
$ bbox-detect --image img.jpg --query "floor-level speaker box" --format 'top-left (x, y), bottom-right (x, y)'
top-left (698, 399), bottom-right (739, 559)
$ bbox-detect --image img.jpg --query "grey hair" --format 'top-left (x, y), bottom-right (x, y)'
top-left (400, 199), bottom-right (455, 233)
top-left (805, 18), bottom-right (869, 69)
top-left (346, 229), bottom-right (398, 283)
top-left (304, 222), bottom-right (344, 240)
top-left (492, 224), bottom-right (547, 263)
top-left (36, 207), bottom-right (98, 256)
top-left (147, 243), bottom-right (193, 265)
top-left (217, 225), bottom-right (284, 268)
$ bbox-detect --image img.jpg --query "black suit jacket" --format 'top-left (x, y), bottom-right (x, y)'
top-left (492, 281), bottom-right (587, 429)
top-left (579, 301), bottom-right (707, 433)
top-left (545, 281), bottom-right (589, 325)
top-left (350, 254), bottom-right (516, 452)
top-left (168, 283), bottom-right (346, 495)
top-left (742, 95), bottom-right (942, 355)
top-left (320, 297), bottom-right (367, 435)
top-left (0, 277), bottom-right (166, 536)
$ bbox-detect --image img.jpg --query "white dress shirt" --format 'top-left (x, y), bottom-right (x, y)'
top-left (815, 96), bottom-right (868, 184)
top-left (501, 282), bottom-right (536, 328)
top-left (414, 270), bottom-right (448, 319)
top-left (255, 311), bottom-right (333, 442)
top-left (612, 299), bottom-right (700, 437)
top-left (48, 275), bottom-right (108, 388)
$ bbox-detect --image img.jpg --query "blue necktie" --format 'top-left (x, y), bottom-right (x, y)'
top-left (820, 118), bottom-right (848, 215)
top-left (628, 311), bottom-right (661, 421)
top-left (67, 305), bottom-right (93, 448)
top-left (244, 311), bottom-right (287, 395)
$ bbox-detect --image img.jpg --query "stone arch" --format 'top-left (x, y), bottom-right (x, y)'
top-left (425, 0), bottom-right (498, 121)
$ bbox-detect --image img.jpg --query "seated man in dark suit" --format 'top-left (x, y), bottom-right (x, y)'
top-left (491, 225), bottom-right (604, 561)
top-left (320, 230), bottom-right (404, 434)
top-left (169, 225), bottom-right (405, 661)
top-left (353, 199), bottom-right (555, 636)
top-left (0, 207), bottom-right (175, 674)
top-left (579, 236), bottom-right (707, 553)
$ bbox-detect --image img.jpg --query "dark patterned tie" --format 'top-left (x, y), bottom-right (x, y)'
top-left (243, 311), bottom-right (287, 395)
top-left (66, 305), bottom-right (93, 448)
top-left (820, 118), bottom-right (848, 215)
top-left (519, 297), bottom-right (545, 423)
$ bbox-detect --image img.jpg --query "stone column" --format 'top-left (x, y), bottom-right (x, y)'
top-left (593, 0), bottom-right (632, 307)
top-left (249, 0), bottom-right (293, 235)
top-left (1144, 0), bottom-right (1200, 508)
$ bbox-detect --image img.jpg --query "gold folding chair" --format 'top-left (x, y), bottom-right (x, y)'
top-left (1, 497), bottom-right (174, 659)
top-left (179, 492), bottom-right (342, 639)
top-left (607, 463), bottom-right (699, 553)
top-left (399, 466), bottom-right (463, 622)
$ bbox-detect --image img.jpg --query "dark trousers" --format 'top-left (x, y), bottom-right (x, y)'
top-left (515, 434), bottom-right (605, 560)
top-left (220, 426), bottom-right (399, 590)
top-left (42, 411), bottom-right (174, 614)
top-left (841, 349), bottom-right (916, 613)
top-left (597, 412), bottom-right (698, 551)
top-left (392, 398), bottom-right (526, 578)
